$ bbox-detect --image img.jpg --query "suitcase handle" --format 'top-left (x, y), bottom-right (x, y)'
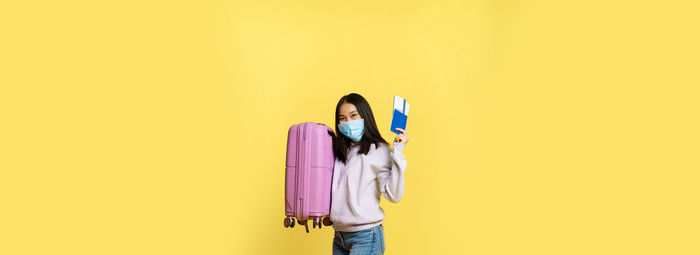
top-left (317, 123), bottom-right (335, 137)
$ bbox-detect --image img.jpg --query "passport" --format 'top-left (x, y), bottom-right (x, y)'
top-left (390, 95), bottom-right (409, 135)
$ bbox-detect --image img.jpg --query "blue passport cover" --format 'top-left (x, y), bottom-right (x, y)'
top-left (390, 109), bottom-right (407, 134)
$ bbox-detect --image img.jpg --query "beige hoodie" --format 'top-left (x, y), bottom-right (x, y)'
top-left (330, 142), bottom-right (407, 232)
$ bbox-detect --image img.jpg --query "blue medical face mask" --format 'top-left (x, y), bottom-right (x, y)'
top-left (338, 119), bottom-right (365, 142)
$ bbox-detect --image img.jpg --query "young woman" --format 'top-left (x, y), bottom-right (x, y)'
top-left (330, 93), bottom-right (409, 255)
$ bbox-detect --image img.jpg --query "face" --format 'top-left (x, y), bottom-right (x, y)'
top-left (337, 103), bottom-right (362, 125)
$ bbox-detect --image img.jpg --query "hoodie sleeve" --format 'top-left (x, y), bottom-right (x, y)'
top-left (374, 142), bottom-right (408, 203)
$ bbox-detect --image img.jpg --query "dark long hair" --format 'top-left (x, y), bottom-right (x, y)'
top-left (333, 93), bottom-right (388, 164)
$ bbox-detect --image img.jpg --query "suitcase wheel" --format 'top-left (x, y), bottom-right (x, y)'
top-left (290, 218), bottom-right (295, 228)
top-left (284, 217), bottom-right (291, 228)
top-left (304, 220), bottom-right (309, 233)
top-left (323, 217), bottom-right (333, 226)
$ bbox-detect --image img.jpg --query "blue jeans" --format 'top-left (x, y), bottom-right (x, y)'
top-left (332, 225), bottom-right (385, 255)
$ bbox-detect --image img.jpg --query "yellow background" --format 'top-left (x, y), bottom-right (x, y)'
top-left (1, 0), bottom-right (698, 254)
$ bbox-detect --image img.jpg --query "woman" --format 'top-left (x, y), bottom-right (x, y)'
top-left (330, 93), bottom-right (409, 255)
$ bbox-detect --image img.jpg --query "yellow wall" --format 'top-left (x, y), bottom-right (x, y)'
top-left (1, 1), bottom-right (698, 254)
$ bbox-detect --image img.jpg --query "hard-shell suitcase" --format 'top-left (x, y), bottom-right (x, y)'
top-left (283, 122), bottom-right (335, 233)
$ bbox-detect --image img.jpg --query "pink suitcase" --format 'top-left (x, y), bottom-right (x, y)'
top-left (284, 122), bottom-right (335, 233)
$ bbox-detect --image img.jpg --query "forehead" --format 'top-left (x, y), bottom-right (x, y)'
top-left (338, 103), bottom-right (357, 115)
